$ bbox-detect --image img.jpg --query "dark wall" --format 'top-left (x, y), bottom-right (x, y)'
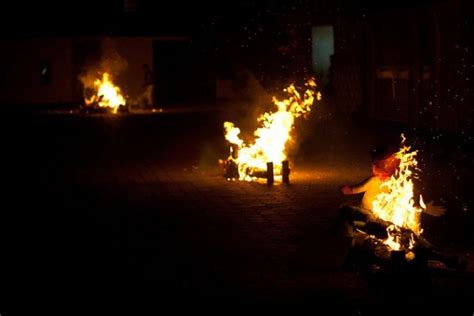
top-left (329, 0), bottom-right (473, 133)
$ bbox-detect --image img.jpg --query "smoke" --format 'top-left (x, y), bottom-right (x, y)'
top-left (79, 38), bottom-right (128, 96)
top-left (99, 38), bottom-right (128, 75)
top-left (218, 68), bottom-right (272, 140)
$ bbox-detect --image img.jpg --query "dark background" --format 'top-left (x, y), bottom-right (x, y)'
top-left (1, 0), bottom-right (474, 312)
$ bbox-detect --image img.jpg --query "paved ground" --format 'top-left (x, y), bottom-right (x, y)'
top-left (1, 105), bottom-right (474, 311)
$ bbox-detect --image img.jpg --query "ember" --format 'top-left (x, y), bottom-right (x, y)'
top-left (222, 79), bottom-right (321, 182)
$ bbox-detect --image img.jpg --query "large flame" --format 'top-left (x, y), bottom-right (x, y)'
top-left (372, 134), bottom-right (425, 250)
top-left (224, 79), bottom-right (321, 181)
top-left (85, 72), bottom-right (126, 113)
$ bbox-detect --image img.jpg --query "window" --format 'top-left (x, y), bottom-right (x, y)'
top-left (40, 60), bottom-right (51, 84)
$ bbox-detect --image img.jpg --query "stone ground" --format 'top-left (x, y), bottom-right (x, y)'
top-left (1, 105), bottom-right (473, 312)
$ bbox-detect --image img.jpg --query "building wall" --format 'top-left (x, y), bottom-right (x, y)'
top-left (0, 37), bottom-right (160, 107)
top-left (72, 36), bottom-right (156, 105)
top-left (361, 3), bottom-right (473, 133)
top-left (332, 18), bottom-right (365, 113)
top-left (369, 12), bottom-right (414, 124)
top-left (0, 38), bottom-right (74, 105)
top-left (324, 1), bottom-right (473, 134)
top-left (436, 3), bottom-right (472, 133)
top-left (103, 37), bottom-right (154, 102)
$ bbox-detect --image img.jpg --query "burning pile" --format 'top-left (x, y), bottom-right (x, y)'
top-left (83, 72), bottom-right (127, 114)
top-left (222, 79), bottom-right (321, 182)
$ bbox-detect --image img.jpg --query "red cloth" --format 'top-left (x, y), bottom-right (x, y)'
top-left (372, 154), bottom-right (400, 179)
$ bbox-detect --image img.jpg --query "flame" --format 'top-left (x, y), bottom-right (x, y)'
top-left (384, 225), bottom-right (401, 251)
top-left (85, 72), bottom-right (126, 113)
top-left (224, 79), bottom-right (320, 181)
top-left (223, 122), bottom-right (243, 147)
top-left (372, 134), bottom-right (425, 250)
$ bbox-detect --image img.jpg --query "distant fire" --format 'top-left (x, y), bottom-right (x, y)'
top-left (84, 72), bottom-right (126, 113)
top-left (372, 134), bottom-right (425, 250)
top-left (223, 79), bottom-right (321, 181)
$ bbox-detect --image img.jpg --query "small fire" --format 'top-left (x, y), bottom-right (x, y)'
top-left (223, 79), bottom-right (320, 181)
top-left (85, 72), bottom-right (126, 113)
top-left (372, 134), bottom-right (425, 250)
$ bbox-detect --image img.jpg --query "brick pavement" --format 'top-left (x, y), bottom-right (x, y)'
top-left (2, 110), bottom-right (474, 310)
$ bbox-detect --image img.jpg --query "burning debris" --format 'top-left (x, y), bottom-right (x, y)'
top-left (221, 78), bottom-right (321, 184)
top-left (80, 72), bottom-right (128, 114)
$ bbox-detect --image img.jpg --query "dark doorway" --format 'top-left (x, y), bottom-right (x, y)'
top-left (311, 25), bottom-right (334, 87)
top-left (153, 40), bottom-right (215, 107)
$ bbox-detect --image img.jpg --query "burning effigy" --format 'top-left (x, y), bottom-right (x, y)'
top-left (81, 72), bottom-right (128, 114)
top-left (370, 134), bottom-right (424, 251)
top-left (221, 78), bottom-right (322, 184)
top-left (339, 134), bottom-right (466, 277)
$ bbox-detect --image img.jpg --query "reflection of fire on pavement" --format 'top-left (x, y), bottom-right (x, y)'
top-left (221, 78), bottom-right (321, 185)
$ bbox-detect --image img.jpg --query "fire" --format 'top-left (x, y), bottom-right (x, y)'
top-left (85, 72), bottom-right (126, 113)
top-left (371, 134), bottom-right (425, 250)
top-left (223, 79), bottom-right (320, 181)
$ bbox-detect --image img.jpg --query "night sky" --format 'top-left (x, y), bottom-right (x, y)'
top-left (1, 0), bottom-right (461, 36)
